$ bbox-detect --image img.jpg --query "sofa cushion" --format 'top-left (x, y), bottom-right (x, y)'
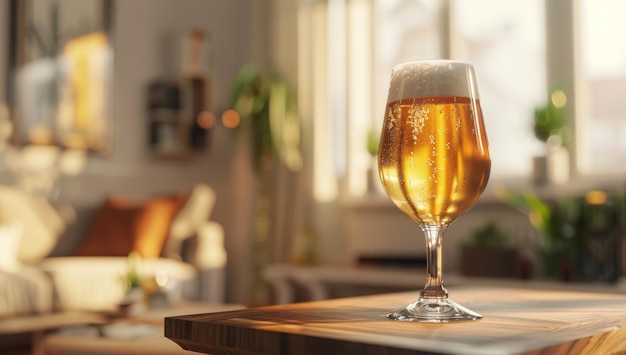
top-left (0, 186), bottom-right (66, 263)
top-left (133, 196), bottom-right (187, 257)
top-left (38, 256), bottom-right (197, 311)
top-left (76, 195), bottom-right (186, 258)
top-left (0, 223), bottom-right (23, 271)
top-left (75, 196), bottom-right (137, 257)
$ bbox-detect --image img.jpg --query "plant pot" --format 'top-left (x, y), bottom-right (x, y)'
top-left (460, 247), bottom-right (521, 278)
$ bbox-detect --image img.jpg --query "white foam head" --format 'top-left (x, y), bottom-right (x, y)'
top-left (386, 60), bottom-right (479, 103)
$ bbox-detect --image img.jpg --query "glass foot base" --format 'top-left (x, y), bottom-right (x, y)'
top-left (386, 297), bottom-right (482, 323)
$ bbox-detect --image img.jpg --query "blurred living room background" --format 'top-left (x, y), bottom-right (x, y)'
top-left (1, 0), bottom-right (625, 332)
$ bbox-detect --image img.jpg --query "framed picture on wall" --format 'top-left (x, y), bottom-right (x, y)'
top-left (6, 0), bottom-right (113, 152)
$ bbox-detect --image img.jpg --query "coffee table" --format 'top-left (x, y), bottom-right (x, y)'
top-left (0, 311), bottom-right (108, 355)
top-left (41, 302), bottom-right (245, 355)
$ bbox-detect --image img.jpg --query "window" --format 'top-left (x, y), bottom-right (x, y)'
top-left (303, 0), bottom-right (624, 201)
top-left (578, 0), bottom-right (626, 172)
top-left (450, 0), bottom-right (546, 178)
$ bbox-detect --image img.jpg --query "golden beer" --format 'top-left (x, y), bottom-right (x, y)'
top-left (378, 95), bottom-right (491, 226)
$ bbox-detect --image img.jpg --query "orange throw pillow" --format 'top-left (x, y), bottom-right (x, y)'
top-left (132, 196), bottom-right (187, 257)
top-left (76, 195), bottom-right (187, 258)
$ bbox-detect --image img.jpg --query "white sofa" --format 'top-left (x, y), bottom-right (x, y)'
top-left (0, 183), bottom-right (226, 316)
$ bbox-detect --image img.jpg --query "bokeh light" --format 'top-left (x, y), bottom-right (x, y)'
top-left (221, 109), bottom-right (241, 129)
top-left (550, 90), bottom-right (567, 109)
top-left (196, 111), bottom-right (216, 129)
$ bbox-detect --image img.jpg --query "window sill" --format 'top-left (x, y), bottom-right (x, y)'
top-left (341, 174), bottom-right (625, 211)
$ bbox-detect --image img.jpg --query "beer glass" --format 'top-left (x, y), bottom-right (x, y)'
top-left (378, 60), bottom-right (491, 322)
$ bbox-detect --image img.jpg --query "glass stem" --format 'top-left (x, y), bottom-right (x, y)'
top-left (420, 224), bottom-right (448, 299)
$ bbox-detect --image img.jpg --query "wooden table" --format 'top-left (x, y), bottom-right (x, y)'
top-left (165, 286), bottom-right (626, 355)
top-left (0, 311), bottom-right (108, 355)
top-left (39, 302), bottom-right (245, 355)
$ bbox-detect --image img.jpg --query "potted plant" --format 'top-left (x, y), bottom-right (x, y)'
top-left (229, 66), bottom-right (302, 172)
top-left (532, 89), bottom-right (571, 185)
top-left (496, 187), bottom-right (623, 282)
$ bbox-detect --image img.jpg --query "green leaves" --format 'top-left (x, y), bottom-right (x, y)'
top-left (534, 89), bottom-right (570, 145)
top-left (230, 66), bottom-right (302, 172)
top-left (366, 130), bottom-right (380, 156)
top-left (495, 186), bottom-right (622, 249)
top-left (495, 186), bottom-right (551, 236)
top-left (495, 186), bottom-right (576, 248)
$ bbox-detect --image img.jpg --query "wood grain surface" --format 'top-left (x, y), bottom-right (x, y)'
top-left (165, 286), bottom-right (626, 355)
